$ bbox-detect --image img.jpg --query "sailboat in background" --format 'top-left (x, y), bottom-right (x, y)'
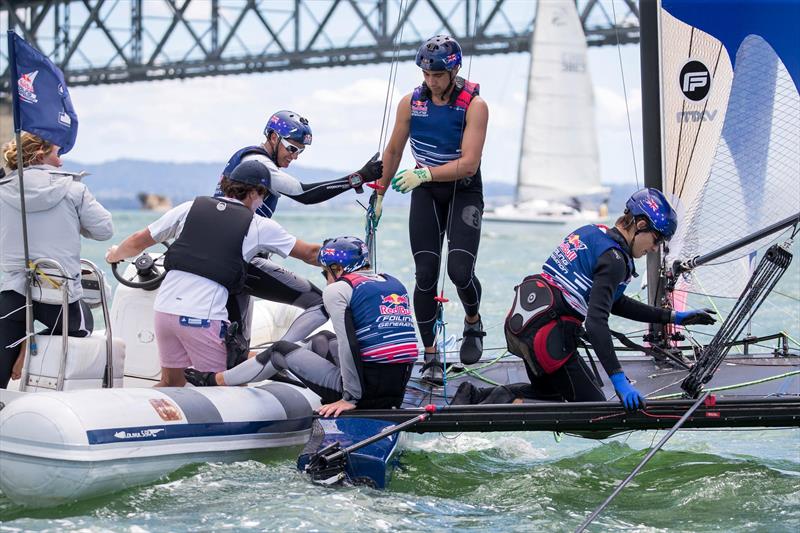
top-left (485, 0), bottom-right (608, 225)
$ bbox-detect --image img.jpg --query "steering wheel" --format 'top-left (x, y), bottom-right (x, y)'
top-left (111, 242), bottom-right (170, 291)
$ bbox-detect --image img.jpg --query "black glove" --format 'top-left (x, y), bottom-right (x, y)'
top-left (354, 152), bottom-right (382, 184)
top-left (674, 308), bottom-right (717, 326)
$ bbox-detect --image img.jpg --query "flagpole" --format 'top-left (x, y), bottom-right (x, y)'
top-left (8, 30), bottom-right (36, 391)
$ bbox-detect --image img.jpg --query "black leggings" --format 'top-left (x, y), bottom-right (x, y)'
top-left (409, 185), bottom-right (483, 347)
top-left (0, 290), bottom-right (93, 389)
top-left (228, 256), bottom-right (328, 345)
top-left (523, 354), bottom-right (606, 402)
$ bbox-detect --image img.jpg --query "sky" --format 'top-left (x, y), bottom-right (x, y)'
top-left (66, 41), bottom-right (643, 186)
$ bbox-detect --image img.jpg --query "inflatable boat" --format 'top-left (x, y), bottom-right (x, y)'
top-left (0, 257), bottom-right (319, 507)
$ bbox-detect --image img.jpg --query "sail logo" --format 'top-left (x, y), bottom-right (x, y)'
top-left (677, 109), bottom-right (718, 123)
top-left (679, 60), bottom-right (711, 102)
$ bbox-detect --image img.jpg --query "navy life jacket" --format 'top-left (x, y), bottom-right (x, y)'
top-left (409, 76), bottom-right (482, 190)
top-left (164, 196), bottom-right (252, 293)
top-left (216, 145), bottom-right (279, 218)
top-left (341, 273), bottom-right (418, 365)
top-left (541, 224), bottom-right (635, 317)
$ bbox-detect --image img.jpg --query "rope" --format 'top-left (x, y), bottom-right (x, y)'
top-left (651, 370), bottom-right (800, 399)
top-left (611, 0), bottom-right (639, 189)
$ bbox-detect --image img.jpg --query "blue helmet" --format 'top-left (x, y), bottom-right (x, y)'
top-left (319, 236), bottom-right (370, 273)
top-left (415, 35), bottom-right (462, 72)
top-left (625, 188), bottom-right (678, 239)
top-left (264, 110), bottom-right (312, 145)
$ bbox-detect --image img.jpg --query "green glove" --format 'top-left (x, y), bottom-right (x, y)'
top-left (391, 167), bottom-right (432, 193)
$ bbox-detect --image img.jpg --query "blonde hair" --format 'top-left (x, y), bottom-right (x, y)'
top-left (2, 132), bottom-right (55, 170)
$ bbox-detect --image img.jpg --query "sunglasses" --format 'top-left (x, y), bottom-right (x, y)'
top-left (279, 136), bottom-right (305, 155)
top-left (652, 231), bottom-right (668, 246)
top-left (320, 269), bottom-right (331, 281)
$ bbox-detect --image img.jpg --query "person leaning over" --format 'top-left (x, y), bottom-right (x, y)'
top-left (186, 236), bottom-right (417, 417)
top-left (106, 161), bottom-right (320, 387)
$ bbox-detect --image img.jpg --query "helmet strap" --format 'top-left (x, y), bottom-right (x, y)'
top-left (266, 133), bottom-right (281, 166)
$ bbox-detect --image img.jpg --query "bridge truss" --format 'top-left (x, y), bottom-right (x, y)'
top-left (0, 0), bottom-right (640, 94)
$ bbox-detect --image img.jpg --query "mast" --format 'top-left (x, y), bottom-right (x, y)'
top-left (639, 0), bottom-right (665, 310)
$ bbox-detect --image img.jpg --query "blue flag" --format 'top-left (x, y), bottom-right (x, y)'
top-left (7, 31), bottom-right (78, 155)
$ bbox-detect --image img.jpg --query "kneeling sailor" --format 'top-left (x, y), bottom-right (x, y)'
top-left (188, 236), bottom-right (418, 417)
top-left (504, 188), bottom-right (716, 410)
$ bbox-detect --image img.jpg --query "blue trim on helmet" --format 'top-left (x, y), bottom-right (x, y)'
top-left (264, 110), bottom-right (313, 145)
top-left (319, 236), bottom-right (370, 273)
top-left (415, 35), bottom-right (462, 72)
top-left (625, 188), bottom-right (678, 238)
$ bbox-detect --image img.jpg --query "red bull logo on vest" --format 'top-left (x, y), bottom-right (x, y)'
top-left (411, 99), bottom-right (428, 117)
top-left (379, 293), bottom-right (412, 315)
top-left (559, 233), bottom-right (587, 261)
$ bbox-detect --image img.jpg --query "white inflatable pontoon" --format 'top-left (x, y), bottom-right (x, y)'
top-left (0, 255), bottom-right (320, 507)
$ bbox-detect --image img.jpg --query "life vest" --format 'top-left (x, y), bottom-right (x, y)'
top-left (409, 77), bottom-right (482, 190)
top-left (163, 196), bottom-right (252, 293)
top-left (541, 224), bottom-right (635, 317)
top-left (341, 273), bottom-right (418, 364)
top-left (216, 145), bottom-right (279, 218)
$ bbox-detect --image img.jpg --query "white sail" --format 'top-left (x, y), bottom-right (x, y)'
top-left (659, 5), bottom-right (800, 297)
top-left (516, 0), bottom-right (602, 202)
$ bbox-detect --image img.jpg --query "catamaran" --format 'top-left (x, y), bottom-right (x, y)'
top-left (298, 0), bottom-right (800, 504)
top-left (484, 0), bottom-right (609, 225)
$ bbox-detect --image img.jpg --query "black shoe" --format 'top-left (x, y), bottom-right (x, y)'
top-left (184, 368), bottom-right (217, 387)
top-left (420, 352), bottom-right (444, 386)
top-left (460, 317), bottom-right (485, 365)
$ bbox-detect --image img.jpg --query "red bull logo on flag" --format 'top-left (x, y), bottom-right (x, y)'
top-left (17, 71), bottom-right (38, 104)
top-left (379, 293), bottom-right (412, 316)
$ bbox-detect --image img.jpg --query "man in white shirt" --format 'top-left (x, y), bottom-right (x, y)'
top-left (106, 161), bottom-right (320, 386)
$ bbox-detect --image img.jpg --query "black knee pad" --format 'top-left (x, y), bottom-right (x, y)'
top-left (414, 270), bottom-right (439, 293)
top-left (255, 340), bottom-right (300, 365)
top-left (447, 255), bottom-right (475, 289)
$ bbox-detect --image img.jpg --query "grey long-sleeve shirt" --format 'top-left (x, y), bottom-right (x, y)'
top-left (321, 270), bottom-right (389, 402)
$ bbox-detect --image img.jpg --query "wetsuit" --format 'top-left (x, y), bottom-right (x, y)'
top-left (220, 270), bottom-right (417, 409)
top-left (408, 78), bottom-right (483, 347)
top-left (214, 147), bottom-right (367, 355)
top-left (523, 225), bottom-right (671, 402)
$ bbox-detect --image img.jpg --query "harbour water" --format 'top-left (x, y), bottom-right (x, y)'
top-left (1, 207), bottom-right (798, 531)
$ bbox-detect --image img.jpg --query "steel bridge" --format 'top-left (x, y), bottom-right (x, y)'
top-left (0, 0), bottom-right (640, 93)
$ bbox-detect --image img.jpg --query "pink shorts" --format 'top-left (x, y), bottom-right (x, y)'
top-left (154, 311), bottom-right (227, 372)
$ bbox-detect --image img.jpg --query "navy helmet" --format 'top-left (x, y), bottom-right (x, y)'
top-left (229, 160), bottom-right (271, 189)
top-left (625, 188), bottom-right (678, 239)
top-left (264, 110), bottom-right (312, 145)
top-left (319, 236), bottom-right (370, 274)
top-left (415, 35), bottom-right (462, 72)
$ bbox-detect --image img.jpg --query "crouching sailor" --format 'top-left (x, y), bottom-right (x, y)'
top-left (105, 161), bottom-right (320, 386)
top-left (504, 188), bottom-right (716, 410)
top-left (187, 236), bottom-right (418, 417)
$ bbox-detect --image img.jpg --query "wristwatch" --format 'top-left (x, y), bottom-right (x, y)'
top-left (347, 172), bottom-right (364, 190)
